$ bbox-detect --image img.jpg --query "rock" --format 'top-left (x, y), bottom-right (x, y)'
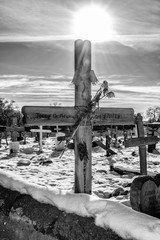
top-left (96, 192), bottom-right (105, 198)
top-left (38, 155), bottom-right (47, 161)
top-left (96, 180), bottom-right (105, 184)
top-left (110, 171), bottom-right (119, 176)
top-left (122, 182), bottom-right (131, 188)
top-left (39, 159), bottom-right (52, 165)
top-left (131, 151), bottom-right (138, 157)
top-left (152, 160), bottom-right (160, 165)
top-left (17, 159), bottom-right (31, 166)
top-left (116, 195), bottom-right (124, 200)
top-left (152, 149), bottom-right (160, 154)
top-left (111, 187), bottom-right (125, 197)
top-left (121, 190), bottom-right (129, 195)
top-left (104, 191), bottom-right (112, 199)
top-left (96, 169), bottom-right (107, 174)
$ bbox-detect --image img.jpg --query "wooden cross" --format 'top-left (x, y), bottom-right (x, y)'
top-left (4, 117), bottom-right (24, 142)
top-left (30, 125), bottom-right (51, 152)
top-left (6, 126), bottom-right (24, 142)
top-left (22, 39), bottom-right (135, 194)
top-left (144, 122), bottom-right (160, 153)
top-left (124, 113), bottom-right (159, 175)
top-left (54, 126), bottom-right (60, 133)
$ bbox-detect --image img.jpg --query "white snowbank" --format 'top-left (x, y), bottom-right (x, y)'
top-left (0, 169), bottom-right (160, 240)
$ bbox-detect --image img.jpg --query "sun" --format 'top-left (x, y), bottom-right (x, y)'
top-left (72, 5), bottom-right (116, 42)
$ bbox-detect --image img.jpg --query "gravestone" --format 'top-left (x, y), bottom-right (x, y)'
top-left (55, 132), bottom-right (66, 151)
top-left (130, 174), bottom-right (160, 218)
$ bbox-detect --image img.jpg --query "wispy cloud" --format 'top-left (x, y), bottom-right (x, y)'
top-left (0, 35), bottom-right (74, 42)
top-left (0, 74), bottom-right (159, 113)
top-left (112, 85), bottom-right (160, 94)
top-left (0, 0), bottom-right (73, 36)
top-left (0, 74), bottom-right (74, 108)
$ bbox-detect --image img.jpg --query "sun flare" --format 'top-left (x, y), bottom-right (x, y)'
top-left (73, 5), bottom-right (116, 42)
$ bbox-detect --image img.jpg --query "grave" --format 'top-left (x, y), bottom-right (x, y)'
top-left (22, 39), bottom-right (135, 194)
top-left (130, 174), bottom-right (160, 218)
top-left (30, 125), bottom-right (51, 152)
top-left (7, 117), bottom-right (25, 154)
top-left (144, 122), bottom-right (160, 154)
top-left (55, 132), bottom-right (66, 151)
top-left (124, 113), bottom-right (159, 175)
top-left (0, 127), bottom-right (8, 147)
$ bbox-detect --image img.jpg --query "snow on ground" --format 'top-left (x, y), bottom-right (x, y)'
top-left (0, 136), bottom-right (160, 240)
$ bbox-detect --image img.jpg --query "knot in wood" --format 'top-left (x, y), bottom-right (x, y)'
top-left (78, 141), bottom-right (88, 161)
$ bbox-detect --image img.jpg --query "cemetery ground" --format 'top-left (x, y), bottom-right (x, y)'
top-left (1, 135), bottom-right (160, 200)
top-left (0, 134), bottom-right (160, 239)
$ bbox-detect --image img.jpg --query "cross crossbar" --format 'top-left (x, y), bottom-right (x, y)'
top-left (125, 136), bottom-right (159, 148)
top-left (22, 106), bottom-right (134, 126)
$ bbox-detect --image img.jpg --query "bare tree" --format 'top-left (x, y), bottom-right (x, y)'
top-left (0, 98), bottom-right (22, 126)
top-left (146, 106), bottom-right (160, 122)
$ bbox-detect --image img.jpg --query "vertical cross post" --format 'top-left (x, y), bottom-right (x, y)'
top-left (136, 113), bottom-right (147, 175)
top-left (39, 125), bottom-right (43, 152)
top-left (74, 39), bottom-right (92, 194)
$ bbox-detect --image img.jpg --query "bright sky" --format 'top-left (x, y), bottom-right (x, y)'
top-left (0, 0), bottom-right (160, 114)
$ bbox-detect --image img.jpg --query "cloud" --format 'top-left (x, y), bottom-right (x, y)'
top-left (0, 74), bottom-right (74, 108)
top-left (0, 74), bottom-right (159, 114)
top-left (0, 0), bottom-right (71, 35)
top-left (112, 85), bottom-right (160, 94)
top-left (116, 34), bottom-right (160, 51)
top-left (110, 0), bottom-right (160, 35)
top-left (0, 35), bottom-right (74, 43)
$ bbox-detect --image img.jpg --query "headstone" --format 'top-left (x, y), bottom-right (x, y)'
top-left (55, 132), bottom-right (66, 151)
top-left (17, 159), bottom-right (31, 166)
top-left (123, 129), bottom-right (127, 142)
top-left (9, 141), bottom-right (19, 154)
top-left (130, 174), bottom-right (160, 218)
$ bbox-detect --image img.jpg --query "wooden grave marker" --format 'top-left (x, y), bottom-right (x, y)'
top-left (124, 113), bottom-right (159, 175)
top-left (22, 106), bottom-right (134, 126)
top-left (144, 122), bottom-right (160, 154)
top-left (7, 126), bottom-right (24, 142)
top-left (130, 174), bottom-right (160, 218)
top-left (30, 125), bottom-right (51, 152)
top-left (22, 39), bottom-right (135, 194)
top-left (124, 136), bottom-right (159, 148)
top-left (0, 126), bottom-right (9, 147)
top-left (7, 117), bottom-right (25, 153)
